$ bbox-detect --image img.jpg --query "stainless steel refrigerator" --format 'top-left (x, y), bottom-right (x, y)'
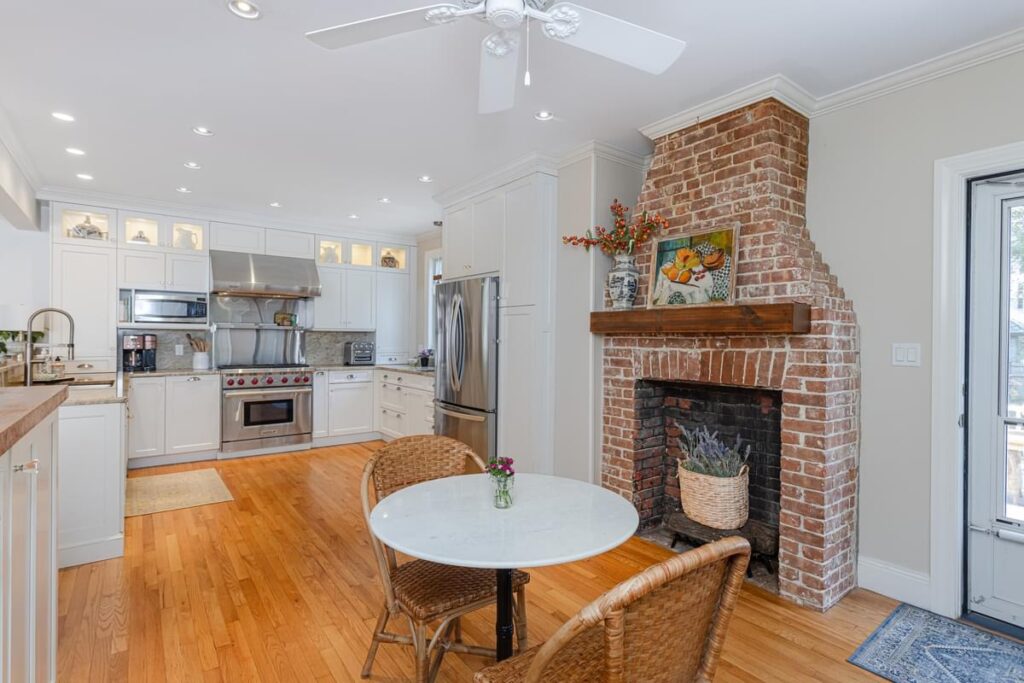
top-left (434, 276), bottom-right (498, 462)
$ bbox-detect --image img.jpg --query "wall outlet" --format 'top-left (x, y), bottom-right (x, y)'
top-left (175, 344), bottom-right (184, 356)
top-left (891, 343), bottom-right (922, 367)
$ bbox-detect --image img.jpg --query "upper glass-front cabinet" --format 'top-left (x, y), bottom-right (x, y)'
top-left (52, 202), bottom-right (116, 245)
top-left (317, 236), bottom-right (376, 268)
top-left (378, 245), bottom-right (408, 271)
top-left (117, 211), bottom-right (208, 252)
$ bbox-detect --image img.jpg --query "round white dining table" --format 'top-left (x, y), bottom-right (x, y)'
top-left (369, 472), bottom-right (640, 661)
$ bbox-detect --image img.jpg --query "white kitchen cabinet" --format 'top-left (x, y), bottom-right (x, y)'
top-left (502, 175), bottom-right (555, 309)
top-left (344, 270), bottom-right (376, 330)
top-left (210, 222), bottom-right (265, 254)
top-left (312, 370), bottom-right (329, 439)
top-left (118, 211), bottom-right (208, 253)
top-left (377, 244), bottom-right (409, 272)
top-left (375, 369), bottom-right (435, 440)
top-left (166, 253), bottom-right (209, 292)
top-left (376, 271), bottom-right (411, 357)
top-left (52, 242), bottom-right (117, 365)
top-left (442, 204), bottom-right (473, 277)
top-left (58, 401), bottom-right (125, 567)
top-left (378, 407), bottom-right (405, 439)
top-left (127, 376), bottom-right (166, 459)
top-left (498, 306), bottom-right (551, 474)
top-left (442, 192), bottom-right (503, 280)
top-left (164, 375), bottom-right (221, 455)
top-left (328, 372), bottom-right (374, 437)
top-left (6, 412), bottom-right (58, 683)
top-left (118, 248), bottom-right (167, 290)
top-left (405, 387), bottom-right (435, 436)
top-left (51, 202), bottom-right (116, 246)
top-left (266, 229), bottom-right (315, 259)
top-left (313, 268), bottom-right (344, 331)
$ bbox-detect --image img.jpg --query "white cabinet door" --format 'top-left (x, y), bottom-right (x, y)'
top-left (57, 402), bottom-right (124, 567)
top-left (471, 192), bottom-right (504, 276)
top-left (328, 383), bottom-right (374, 436)
top-left (266, 229), bottom-right (315, 258)
top-left (166, 254), bottom-right (209, 292)
top-left (164, 375), bottom-right (220, 455)
top-left (52, 243), bottom-right (117, 362)
top-left (379, 407), bottom-right (405, 439)
top-left (209, 223), bottom-right (265, 254)
top-left (117, 248), bottom-right (166, 290)
top-left (443, 204), bottom-right (473, 279)
top-left (128, 377), bottom-right (166, 459)
top-left (502, 177), bottom-right (553, 308)
top-left (376, 271), bottom-right (411, 355)
top-left (498, 307), bottom-right (550, 474)
top-left (312, 370), bottom-right (329, 438)
top-left (405, 388), bottom-right (435, 436)
top-left (378, 381), bottom-right (407, 412)
top-left (344, 270), bottom-right (376, 330)
top-left (313, 268), bottom-right (344, 331)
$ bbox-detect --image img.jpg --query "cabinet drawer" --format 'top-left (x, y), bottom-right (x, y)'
top-left (329, 370), bottom-right (372, 384)
top-left (379, 407), bottom-right (405, 437)
top-left (377, 369), bottom-right (435, 393)
top-left (66, 357), bottom-right (117, 375)
top-left (378, 381), bottom-right (408, 412)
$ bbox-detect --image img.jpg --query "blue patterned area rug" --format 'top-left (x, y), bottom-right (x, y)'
top-left (849, 604), bottom-right (1024, 682)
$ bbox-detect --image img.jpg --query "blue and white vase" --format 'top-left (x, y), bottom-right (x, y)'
top-left (607, 254), bottom-right (639, 310)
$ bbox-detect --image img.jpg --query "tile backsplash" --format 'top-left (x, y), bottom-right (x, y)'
top-left (305, 331), bottom-right (375, 365)
top-left (121, 330), bottom-right (210, 372)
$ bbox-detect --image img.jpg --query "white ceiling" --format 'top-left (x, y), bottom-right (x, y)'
top-left (1, 0), bottom-right (1023, 236)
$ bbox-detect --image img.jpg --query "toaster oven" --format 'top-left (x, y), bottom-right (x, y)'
top-left (344, 341), bottom-right (375, 366)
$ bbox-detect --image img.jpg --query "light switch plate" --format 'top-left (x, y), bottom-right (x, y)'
top-left (175, 344), bottom-right (184, 356)
top-left (892, 343), bottom-right (922, 367)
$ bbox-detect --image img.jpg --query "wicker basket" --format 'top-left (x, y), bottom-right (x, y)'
top-left (677, 464), bottom-right (749, 530)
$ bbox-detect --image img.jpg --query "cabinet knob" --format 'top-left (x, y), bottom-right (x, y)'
top-left (14, 459), bottom-right (39, 474)
top-left (78, 363), bottom-right (94, 369)
top-left (188, 376), bottom-right (202, 382)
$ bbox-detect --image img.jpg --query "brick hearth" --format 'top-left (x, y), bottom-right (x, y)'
top-left (600, 98), bottom-right (859, 610)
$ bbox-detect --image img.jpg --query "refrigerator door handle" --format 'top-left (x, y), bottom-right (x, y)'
top-left (437, 406), bottom-right (487, 423)
top-left (450, 292), bottom-right (465, 393)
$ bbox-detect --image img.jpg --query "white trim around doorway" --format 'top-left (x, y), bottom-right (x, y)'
top-left (931, 140), bottom-right (1024, 618)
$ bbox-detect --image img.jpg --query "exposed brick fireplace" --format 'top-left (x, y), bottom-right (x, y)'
top-left (601, 98), bottom-right (859, 610)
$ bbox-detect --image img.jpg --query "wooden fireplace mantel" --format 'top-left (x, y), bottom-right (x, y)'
top-left (589, 303), bottom-right (811, 335)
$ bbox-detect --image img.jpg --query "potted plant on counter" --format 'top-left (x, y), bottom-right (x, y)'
top-left (677, 426), bottom-right (751, 530)
top-left (562, 199), bottom-right (669, 310)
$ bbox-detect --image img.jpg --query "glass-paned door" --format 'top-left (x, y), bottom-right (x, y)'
top-left (967, 180), bottom-right (1024, 632)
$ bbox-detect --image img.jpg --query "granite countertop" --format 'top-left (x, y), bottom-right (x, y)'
top-left (0, 386), bottom-right (68, 453)
top-left (64, 386), bottom-right (127, 407)
top-left (122, 365), bottom-right (436, 378)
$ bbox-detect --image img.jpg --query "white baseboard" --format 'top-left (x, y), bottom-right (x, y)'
top-left (127, 450), bottom-right (218, 469)
top-left (58, 535), bottom-right (124, 568)
top-left (312, 432), bottom-right (384, 448)
top-left (858, 555), bottom-right (932, 609)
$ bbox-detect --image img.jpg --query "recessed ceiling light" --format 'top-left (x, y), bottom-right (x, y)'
top-left (348, 214), bottom-right (360, 220)
top-left (75, 173), bottom-right (93, 181)
top-left (270, 202), bottom-right (282, 208)
top-left (52, 112), bottom-right (75, 123)
top-left (176, 186), bottom-right (192, 194)
top-left (227, 0), bottom-right (260, 19)
top-left (534, 110), bottom-right (554, 121)
top-left (418, 175), bottom-right (433, 183)
top-left (378, 197), bottom-right (392, 204)
top-left (184, 161), bottom-right (201, 170)
top-left (65, 147), bottom-right (85, 156)
top-left (192, 126), bottom-right (214, 136)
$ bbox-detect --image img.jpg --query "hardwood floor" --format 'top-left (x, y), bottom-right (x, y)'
top-left (58, 443), bottom-right (894, 682)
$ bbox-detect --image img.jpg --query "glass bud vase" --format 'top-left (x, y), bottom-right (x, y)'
top-left (492, 475), bottom-right (514, 509)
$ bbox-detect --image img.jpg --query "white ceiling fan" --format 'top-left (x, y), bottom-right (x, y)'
top-left (306, 0), bottom-right (686, 114)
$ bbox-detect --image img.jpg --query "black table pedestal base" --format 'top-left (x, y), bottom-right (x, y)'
top-left (495, 568), bottom-right (515, 661)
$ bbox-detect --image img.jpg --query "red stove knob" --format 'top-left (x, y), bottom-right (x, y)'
top-left (303, 376), bottom-right (310, 383)
top-left (226, 379), bottom-right (235, 386)
top-left (266, 378), bottom-right (274, 384)
top-left (240, 378), bottom-right (249, 385)
top-left (281, 377), bottom-right (289, 383)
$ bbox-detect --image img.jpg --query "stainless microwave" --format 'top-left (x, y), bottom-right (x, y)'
top-left (132, 291), bottom-right (208, 325)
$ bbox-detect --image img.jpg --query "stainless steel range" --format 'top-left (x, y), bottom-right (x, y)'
top-left (221, 367), bottom-right (313, 453)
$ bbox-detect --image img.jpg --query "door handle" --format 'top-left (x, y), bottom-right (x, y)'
top-left (997, 528), bottom-right (1024, 544)
top-left (437, 407), bottom-right (486, 423)
top-left (14, 459), bottom-right (40, 474)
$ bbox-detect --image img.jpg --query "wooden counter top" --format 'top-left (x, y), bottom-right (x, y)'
top-left (0, 386), bottom-right (68, 454)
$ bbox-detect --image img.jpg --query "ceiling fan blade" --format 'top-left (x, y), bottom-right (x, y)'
top-left (479, 31), bottom-right (521, 114)
top-left (542, 3), bottom-right (685, 75)
top-left (306, 4), bottom-right (459, 50)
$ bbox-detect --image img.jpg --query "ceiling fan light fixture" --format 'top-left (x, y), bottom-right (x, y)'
top-left (425, 5), bottom-right (461, 25)
top-left (227, 0), bottom-right (260, 20)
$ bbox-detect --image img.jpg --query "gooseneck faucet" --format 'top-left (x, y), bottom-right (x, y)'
top-left (24, 307), bottom-right (75, 387)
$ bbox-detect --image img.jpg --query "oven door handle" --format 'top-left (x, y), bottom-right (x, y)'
top-left (223, 387), bottom-right (312, 398)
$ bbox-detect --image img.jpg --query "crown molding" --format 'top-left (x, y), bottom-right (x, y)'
top-left (813, 26), bottom-right (1024, 116)
top-left (35, 185), bottom-right (419, 245)
top-left (640, 75), bottom-right (817, 140)
top-left (558, 140), bottom-right (650, 171)
top-left (434, 152), bottom-right (559, 207)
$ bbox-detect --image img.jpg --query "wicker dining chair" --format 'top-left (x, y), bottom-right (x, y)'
top-left (360, 435), bottom-right (530, 682)
top-left (473, 536), bottom-right (751, 683)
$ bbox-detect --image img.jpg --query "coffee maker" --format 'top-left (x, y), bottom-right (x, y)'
top-left (142, 334), bottom-right (157, 372)
top-left (122, 335), bottom-right (144, 373)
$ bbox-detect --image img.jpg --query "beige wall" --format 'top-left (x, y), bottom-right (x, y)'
top-left (806, 50), bottom-right (1024, 575)
top-left (415, 230), bottom-right (442, 351)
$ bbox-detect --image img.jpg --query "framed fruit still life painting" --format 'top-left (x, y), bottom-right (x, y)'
top-left (647, 227), bottom-right (737, 307)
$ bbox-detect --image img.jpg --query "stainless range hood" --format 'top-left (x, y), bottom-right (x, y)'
top-left (210, 250), bottom-right (322, 298)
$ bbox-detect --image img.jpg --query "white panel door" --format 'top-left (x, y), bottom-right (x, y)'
top-left (471, 192), bottom-right (504, 276)
top-left (209, 223), bottom-right (265, 254)
top-left (117, 249), bottom-right (166, 290)
top-left (313, 268), bottom-right (344, 331)
top-left (166, 254), bottom-right (209, 292)
top-left (443, 204), bottom-right (473, 279)
top-left (265, 229), bottom-right (315, 259)
top-left (343, 270), bottom-right (376, 330)
top-left (312, 370), bottom-right (329, 438)
top-left (127, 377), bottom-right (166, 459)
top-left (52, 243), bottom-right (117, 361)
top-left (498, 307), bottom-right (551, 474)
top-left (328, 383), bottom-right (374, 436)
top-left (165, 375), bottom-right (221, 454)
top-left (376, 271), bottom-right (411, 354)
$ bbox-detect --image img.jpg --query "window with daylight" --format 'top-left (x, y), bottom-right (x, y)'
top-left (425, 249), bottom-right (442, 350)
